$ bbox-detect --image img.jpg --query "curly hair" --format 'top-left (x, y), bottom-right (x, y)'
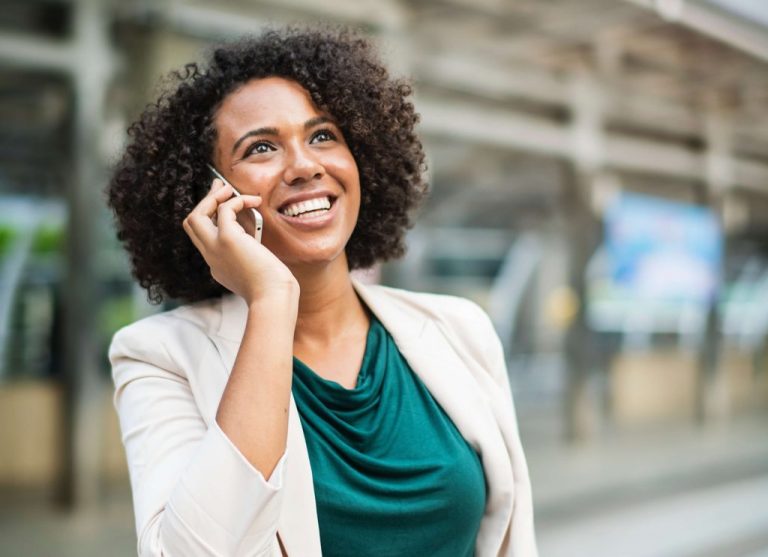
top-left (107, 26), bottom-right (427, 304)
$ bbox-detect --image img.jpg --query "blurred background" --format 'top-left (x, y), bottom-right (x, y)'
top-left (1, 0), bottom-right (768, 555)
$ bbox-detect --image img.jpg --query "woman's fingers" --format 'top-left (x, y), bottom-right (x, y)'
top-left (182, 217), bottom-right (206, 253)
top-left (186, 193), bottom-right (262, 249)
top-left (200, 180), bottom-right (235, 218)
top-left (183, 210), bottom-right (217, 250)
top-left (184, 179), bottom-right (231, 241)
top-left (185, 185), bottom-right (225, 246)
top-left (184, 176), bottom-right (262, 251)
top-left (217, 195), bottom-right (262, 227)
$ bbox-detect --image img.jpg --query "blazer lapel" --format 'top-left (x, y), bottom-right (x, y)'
top-left (353, 280), bottom-right (515, 554)
top-left (278, 397), bottom-right (321, 556)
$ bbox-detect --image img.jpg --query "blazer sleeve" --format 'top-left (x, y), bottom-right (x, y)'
top-left (109, 318), bottom-right (287, 557)
top-left (470, 303), bottom-right (538, 557)
top-left (436, 297), bottom-right (538, 556)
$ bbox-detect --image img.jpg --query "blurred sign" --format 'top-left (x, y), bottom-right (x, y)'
top-left (604, 192), bottom-right (722, 304)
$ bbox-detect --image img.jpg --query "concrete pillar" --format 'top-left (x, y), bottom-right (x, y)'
top-left (58, 0), bottom-right (115, 509)
top-left (562, 64), bottom-right (605, 442)
top-left (696, 101), bottom-right (733, 423)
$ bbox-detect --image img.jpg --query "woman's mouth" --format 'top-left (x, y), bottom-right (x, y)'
top-left (276, 195), bottom-right (339, 229)
top-left (279, 195), bottom-right (336, 219)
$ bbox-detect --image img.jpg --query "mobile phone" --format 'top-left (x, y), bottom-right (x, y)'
top-left (207, 164), bottom-right (263, 243)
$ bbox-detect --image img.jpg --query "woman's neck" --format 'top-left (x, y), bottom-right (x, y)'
top-left (290, 257), bottom-right (369, 347)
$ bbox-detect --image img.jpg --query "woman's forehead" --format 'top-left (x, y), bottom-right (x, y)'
top-left (214, 77), bottom-right (323, 136)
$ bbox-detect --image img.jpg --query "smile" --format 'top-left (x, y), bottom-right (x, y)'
top-left (280, 195), bottom-right (333, 218)
top-left (276, 195), bottom-right (340, 229)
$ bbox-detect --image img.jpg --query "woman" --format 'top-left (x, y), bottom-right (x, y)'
top-left (107, 27), bottom-right (536, 557)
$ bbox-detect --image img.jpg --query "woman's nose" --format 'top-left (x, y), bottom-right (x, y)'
top-left (283, 145), bottom-right (324, 186)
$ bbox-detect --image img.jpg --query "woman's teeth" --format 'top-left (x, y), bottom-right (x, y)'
top-left (281, 196), bottom-right (332, 217)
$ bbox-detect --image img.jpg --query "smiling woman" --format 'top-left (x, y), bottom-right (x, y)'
top-left (105, 26), bottom-right (537, 557)
top-left (211, 77), bottom-right (361, 269)
top-left (108, 27), bottom-right (425, 305)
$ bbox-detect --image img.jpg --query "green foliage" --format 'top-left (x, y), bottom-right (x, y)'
top-left (0, 225), bottom-right (17, 254)
top-left (99, 295), bottom-right (136, 337)
top-left (32, 226), bottom-right (64, 254)
top-left (0, 224), bottom-right (65, 256)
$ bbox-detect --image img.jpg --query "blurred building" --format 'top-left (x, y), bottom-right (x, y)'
top-left (1, 0), bottom-right (768, 554)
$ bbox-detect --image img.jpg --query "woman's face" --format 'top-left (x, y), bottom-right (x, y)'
top-left (212, 77), bottom-right (360, 270)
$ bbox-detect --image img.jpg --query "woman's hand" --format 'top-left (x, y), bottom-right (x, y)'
top-left (183, 178), bottom-right (299, 305)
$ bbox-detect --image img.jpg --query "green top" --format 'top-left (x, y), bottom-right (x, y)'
top-left (291, 314), bottom-right (487, 557)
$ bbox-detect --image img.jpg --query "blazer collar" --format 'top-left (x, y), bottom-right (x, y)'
top-left (214, 277), bottom-right (426, 343)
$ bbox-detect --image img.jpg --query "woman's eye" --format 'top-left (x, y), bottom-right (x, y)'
top-left (245, 141), bottom-right (275, 156)
top-left (311, 129), bottom-right (336, 144)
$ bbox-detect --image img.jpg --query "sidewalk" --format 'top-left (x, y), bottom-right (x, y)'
top-left (521, 408), bottom-right (768, 556)
top-left (523, 410), bottom-right (768, 522)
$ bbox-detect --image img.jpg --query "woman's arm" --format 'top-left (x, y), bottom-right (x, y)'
top-left (183, 178), bottom-right (301, 480)
top-left (111, 316), bottom-right (290, 557)
top-left (216, 288), bottom-right (298, 480)
top-left (112, 180), bottom-right (301, 556)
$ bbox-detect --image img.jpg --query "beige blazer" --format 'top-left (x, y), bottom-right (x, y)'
top-left (110, 279), bottom-right (538, 556)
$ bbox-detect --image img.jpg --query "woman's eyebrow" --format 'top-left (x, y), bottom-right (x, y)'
top-left (231, 126), bottom-right (279, 155)
top-left (231, 117), bottom-right (336, 155)
top-left (304, 116), bottom-right (334, 130)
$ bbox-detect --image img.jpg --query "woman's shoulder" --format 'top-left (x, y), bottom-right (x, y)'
top-left (362, 282), bottom-right (496, 339)
top-left (108, 296), bottom-right (226, 371)
top-left (362, 282), bottom-right (507, 386)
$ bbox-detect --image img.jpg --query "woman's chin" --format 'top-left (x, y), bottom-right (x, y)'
top-left (277, 245), bottom-right (349, 272)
